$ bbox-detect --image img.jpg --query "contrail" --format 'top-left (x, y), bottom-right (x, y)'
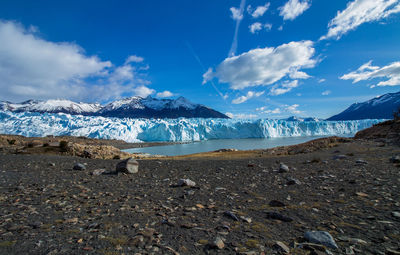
top-left (185, 41), bottom-right (228, 103)
top-left (228, 0), bottom-right (246, 57)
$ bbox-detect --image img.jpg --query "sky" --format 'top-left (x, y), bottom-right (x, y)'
top-left (0, 0), bottom-right (400, 119)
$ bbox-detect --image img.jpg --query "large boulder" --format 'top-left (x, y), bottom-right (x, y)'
top-left (116, 158), bottom-right (139, 174)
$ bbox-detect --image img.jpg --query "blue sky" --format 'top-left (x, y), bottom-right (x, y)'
top-left (0, 0), bottom-right (400, 119)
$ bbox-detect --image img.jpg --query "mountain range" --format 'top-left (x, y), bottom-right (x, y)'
top-left (328, 91), bottom-right (400, 120)
top-left (0, 96), bottom-right (229, 119)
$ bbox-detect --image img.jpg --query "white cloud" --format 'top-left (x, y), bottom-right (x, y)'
top-left (229, 0), bottom-right (247, 57)
top-left (262, 108), bottom-right (281, 114)
top-left (264, 23), bottom-right (273, 31)
top-left (279, 0), bottom-right (311, 21)
top-left (203, 40), bottom-right (316, 90)
top-left (249, 22), bottom-right (263, 33)
top-left (318, 78), bottom-right (326, 83)
top-left (0, 20), bottom-right (154, 102)
top-left (156, 90), bottom-right (174, 98)
top-left (133, 86), bottom-right (155, 98)
top-left (230, 7), bottom-right (244, 21)
top-left (321, 0), bottom-right (400, 40)
top-left (322, 90), bottom-right (331, 95)
top-left (232, 91), bottom-right (264, 104)
top-left (285, 104), bottom-right (302, 114)
top-left (269, 80), bottom-right (299, 95)
top-left (125, 55), bottom-right (144, 64)
top-left (248, 2), bottom-right (270, 18)
top-left (225, 112), bottom-right (258, 119)
top-left (340, 60), bottom-right (400, 87)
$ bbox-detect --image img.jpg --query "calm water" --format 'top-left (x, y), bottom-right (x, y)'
top-left (124, 135), bottom-right (343, 156)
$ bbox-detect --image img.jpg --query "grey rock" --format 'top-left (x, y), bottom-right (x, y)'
top-left (287, 177), bottom-right (301, 185)
top-left (390, 155), bottom-right (400, 163)
top-left (273, 241), bottom-right (290, 254)
top-left (269, 200), bottom-right (286, 207)
top-left (391, 211), bottom-right (400, 218)
top-left (333, 155), bottom-right (347, 160)
top-left (304, 231), bottom-right (338, 249)
top-left (212, 236), bottom-right (224, 249)
top-left (92, 169), bottom-right (106, 176)
top-left (177, 178), bottom-right (196, 187)
top-left (116, 158), bottom-right (139, 174)
top-left (266, 211), bottom-right (293, 222)
top-left (355, 159), bottom-right (368, 164)
top-left (224, 211), bottom-right (239, 221)
top-left (279, 163), bottom-right (289, 173)
top-left (73, 163), bottom-right (86, 171)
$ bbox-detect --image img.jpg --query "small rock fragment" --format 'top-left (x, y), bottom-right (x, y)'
top-left (212, 237), bottom-right (225, 249)
top-left (390, 155), bottom-right (400, 163)
top-left (387, 248), bottom-right (400, 255)
top-left (224, 211), bottom-right (239, 221)
top-left (266, 212), bottom-right (293, 222)
top-left (304, 231), bottom-right (338, 249)
top-left (73, 163), bottom-right (86, 171)
top-left (355, 159), bottom-right (368, 164)
top-left (91, 169), bottom-right (106, 176)
top-left (177, 179), bottom-right (196, 187)
top-left (332, 155), bottom-right (347, 160)
top-left (391, 211), bottom-right (400, 218)
top-left (240, 216), bottom-right (252, 223)
top-left (116, 158), bottom-right (139, 174)
top-left (286, 178), bottom-right (301, 185)
top-left (269, 200), bottom-right (286, 207)
top-left (279, 163), bottom-right (289, 173)
top-left (273, 241), bottom-right (290, 254)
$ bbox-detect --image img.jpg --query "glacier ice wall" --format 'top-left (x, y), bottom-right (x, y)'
top-left (0, 111), bottom-right (384, 143)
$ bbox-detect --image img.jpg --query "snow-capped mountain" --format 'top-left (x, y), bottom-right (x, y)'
top-left (0, 96), bottom-right (229, 119)
top-left (328, 91), bottom-right (400, 120)
top-left (98, 96), bottom-right (228, 119)
top-left (0, 99), bottom-right (102, 114)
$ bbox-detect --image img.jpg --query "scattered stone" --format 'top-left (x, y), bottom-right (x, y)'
top-left (211, 237), bottom-right (225, 249)
top-left (73, 163), bottom-right (86, 171)
top-left (279, 163), bottom-right (289, 173)
top-left (266, 212), bottom-right (293, 222)
top-left (273, 241), bottom-right (290, 254)
top-left (116, 158), bottom-right (139, 174)
top-left (391, 211), bottom-right (400, 218)
top-left (240, 216), bottom-right (252, 223)
top-left (48, 162), bottom-right (56, 167)
top-left (332, 155), bottom-right (347, 160)
top-left (287, 177), bottom-right (301, 185)
top-left (355, 192), bottom-right (368, 197)
top-left (91, 169), bottom-right (106, 176)
top-left (355, 159), bottom-right (368, 164)
top-left (269, 200), bottom-right (286, 207)
top-left (387, 248), bottom-right (400, 255)
top-left (304, 231), bottom-right (338, 249)
top-left (177, 179), bottom-right (196, 187)
top-left (224, 211), bottom-right (239, 221)
top-left (390, 155), bottom-right (400, 163)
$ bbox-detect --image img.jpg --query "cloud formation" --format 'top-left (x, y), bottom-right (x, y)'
top-left (232, 91), bottom-right (264, 104)
top-left (269, 80), bottom-right (299, 95)
top-left (229, 0), bottom-right (247, 57)
top-left (340, 60), bottom-right (400, 87)
top-left (225, 112), bottom-right (258, 119)
top-left (249, 22), bottom-right (272, 33)
top-left (156, 91), bottom-right (174, 98)
top-left (203, 41), bottom-right (316, 90)
top-left (279, 0), bottom-right (311, 20)
top-left (321, 0), bottom-right (400, 40)
top-left (322, 90), bottom-right (331, 95)
top-left (248, 2), bottom-right (270, 18)
top-left (0, 20), bottom-right (154, 102)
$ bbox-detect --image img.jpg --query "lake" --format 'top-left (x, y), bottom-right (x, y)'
top-left (124, 135), bottom-right (346, 156)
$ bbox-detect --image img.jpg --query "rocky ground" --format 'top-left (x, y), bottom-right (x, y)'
top-left (0, 121), bottom-right (399, 254)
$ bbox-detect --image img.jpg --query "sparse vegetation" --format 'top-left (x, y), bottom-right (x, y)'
top-left (7, 139), bottom-right (16, 145)
top-left (59, 140), bottom-right (69, 152)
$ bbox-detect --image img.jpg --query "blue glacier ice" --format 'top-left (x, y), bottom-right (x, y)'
top-left (0, 111), bottom-right (384, 143)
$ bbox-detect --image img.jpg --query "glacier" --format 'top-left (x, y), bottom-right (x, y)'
top-left (0, 111), bottom-right (384, 143)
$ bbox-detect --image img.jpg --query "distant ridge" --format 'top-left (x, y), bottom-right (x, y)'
top-left (328, 91), bottom-right (400, 121)
top-left (0, 96), bottom-right (229, 119)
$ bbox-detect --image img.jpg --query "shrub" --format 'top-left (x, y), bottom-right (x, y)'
top-left (7, 139), bottom-right (16, 145)
top-left (59, 140), bottom-right (69, 152)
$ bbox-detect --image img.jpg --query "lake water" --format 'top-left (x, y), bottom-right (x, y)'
top-left (124, 135), bottom-right (344, 156)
